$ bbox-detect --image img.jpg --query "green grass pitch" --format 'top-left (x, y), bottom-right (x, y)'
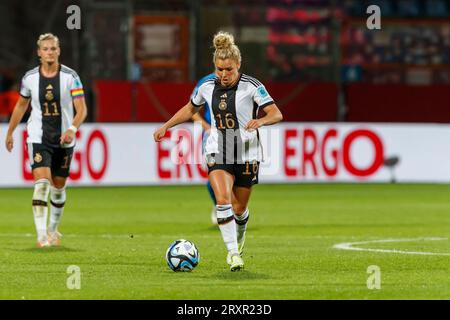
top-left (0, 184), bottom-right (449, 299)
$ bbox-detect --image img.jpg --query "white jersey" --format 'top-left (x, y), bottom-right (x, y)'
top-left (191, 74), bottom-right (274, 164)
top-left (20, 64), bottom-right (84, 148)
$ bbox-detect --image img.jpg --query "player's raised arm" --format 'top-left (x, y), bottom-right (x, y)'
top-left (153, 101), bottom-right (200, 142)
top-left (5, 96), bottom-right (30, 152)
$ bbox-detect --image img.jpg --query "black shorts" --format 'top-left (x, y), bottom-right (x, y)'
top-left (28, 143), bottom-right (74, 177)
top-left (207, 160), bottom-right (260, 188)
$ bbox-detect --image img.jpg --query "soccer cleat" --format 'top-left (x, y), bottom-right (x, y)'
top-left (47, 231), bottom-right (62, 246)
top-left (227, 249), bottom-right (244, 265)
top-left (36, 239), bottom-right (50, 248)
top-left (229, 254), bottom-right (244, 272)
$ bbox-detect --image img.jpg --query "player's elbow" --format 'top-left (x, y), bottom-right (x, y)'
top-left (268, 104), bottom-right (283, 124)
top-left (275, 109), bottom-right (283, 123)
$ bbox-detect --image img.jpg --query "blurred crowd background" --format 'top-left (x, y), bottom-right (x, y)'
top-left (1, 0), bottom-right (449, 123)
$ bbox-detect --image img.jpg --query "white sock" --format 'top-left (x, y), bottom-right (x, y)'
top-left (32, 179), bottom-right (50, 242)
top-left (49, 186), bottom-right (66, 233)
top-left (216, 204), bottom-right (238, 254)
top-left (234, 208), bottom-right (249, 246)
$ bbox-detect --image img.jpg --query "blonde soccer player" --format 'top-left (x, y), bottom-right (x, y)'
top-left (154, 31), bottom-right (282, 271)
top-left (5, 33), bottom-right (87, 247)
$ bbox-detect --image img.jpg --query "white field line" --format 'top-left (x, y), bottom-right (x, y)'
top-left (0, 233), bottom-right (339, 239)
top-left (333, 237), bottom-right (450, 256)
top-left (0, 233), bottom-right (218, 239)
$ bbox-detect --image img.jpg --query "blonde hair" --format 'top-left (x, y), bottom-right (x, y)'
top-left (37, 33), bottom-right (60, 48)
top-left (213, 31), bottom-right (241, 64)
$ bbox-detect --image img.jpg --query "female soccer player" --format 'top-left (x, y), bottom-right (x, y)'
top-left (5, 33), bottom-right (87, 247)
top-left (154, 31), bottom-right (282, 271)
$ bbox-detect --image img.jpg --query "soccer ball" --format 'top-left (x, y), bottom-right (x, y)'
top-left (166, 239), bottom-right (200, 272)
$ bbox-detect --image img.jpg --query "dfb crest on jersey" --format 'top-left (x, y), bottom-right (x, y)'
top-left (45, 90), bottom-right (54, 101)
top-left (34, 153), bottom-right (42, 163)
top-left (219, 99), bottom-right (227, 110)
top-left (206, 154), bottom-right (216, 167)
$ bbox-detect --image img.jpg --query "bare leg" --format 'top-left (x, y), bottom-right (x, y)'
top-left (232, 186), bottom-right (252, 215)
top-left (209, 170), bottom-right (242, 269)
top-left (209, 170), bottom-right (234, 205)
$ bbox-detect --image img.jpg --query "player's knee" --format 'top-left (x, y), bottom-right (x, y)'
top-left (233, 205), bottom-right (247, 215)
top-left (50, 186), bottom-right (66, 205)
top-left (52, 178), bottom-right (67, 189)
top-left (33, 179), bottom-right (50, 202)
top-left (215, 196), bottom-right (231, 205)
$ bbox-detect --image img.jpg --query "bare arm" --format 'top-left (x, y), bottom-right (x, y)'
top-left (5, 96), bottom-right (30, 152)
top-left (154, 101), bottom-right (200, 142)
top-left (60, 97), bottom-right (88, 145)
top-left (72, 96), bottom-right (88, 129)
top-left (245, 103), bottom-right (283, 131)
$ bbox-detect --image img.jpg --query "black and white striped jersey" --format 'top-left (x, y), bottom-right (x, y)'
top-left (191, 73), bottom-right (274, 164)
top-left (20, 64), bottom-right (84, 148)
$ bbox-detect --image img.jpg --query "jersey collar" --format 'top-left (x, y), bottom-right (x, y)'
top-left (39, 63), bottom-right (61, 79)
